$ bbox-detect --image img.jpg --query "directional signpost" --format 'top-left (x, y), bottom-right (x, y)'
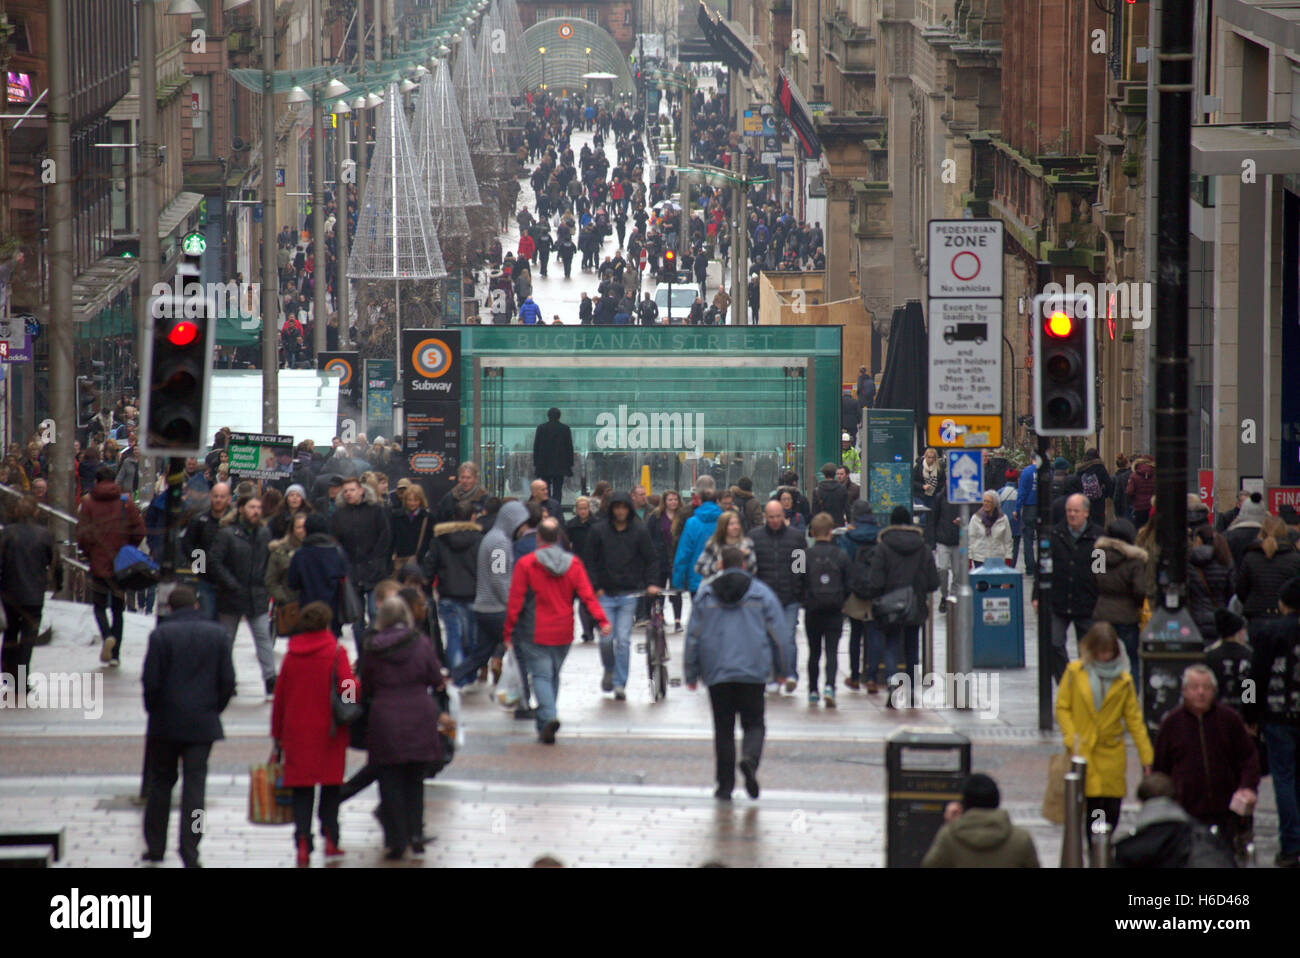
top-left (928, 219), bottom-right (1004, 699)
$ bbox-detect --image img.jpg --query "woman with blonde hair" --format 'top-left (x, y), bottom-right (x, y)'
top-left (1055, 621), bottom-right (1153, 830)
top-left (693, 511), bottom-right (757, 586)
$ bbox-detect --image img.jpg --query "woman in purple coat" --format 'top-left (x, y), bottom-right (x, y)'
top-left (360, 596), bottom-right (445, 859)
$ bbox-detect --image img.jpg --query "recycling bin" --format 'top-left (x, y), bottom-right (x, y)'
top-left (885, 727), bottom-right (971, 868)
top-left (970, 558), bottom-right (1025, 668)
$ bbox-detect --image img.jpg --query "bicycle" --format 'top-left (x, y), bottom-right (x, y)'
top-left (633, 591), bottom-right (682, 703)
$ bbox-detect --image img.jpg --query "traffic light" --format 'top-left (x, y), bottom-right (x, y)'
top-left (141, 247), bottom-right (215, 456)
top-left (76, 376), bottom-right (95, 428)
top-left (663, 248), bottom-right (676, 280)
top-left (1032, 291), bottom-right (1095, 436)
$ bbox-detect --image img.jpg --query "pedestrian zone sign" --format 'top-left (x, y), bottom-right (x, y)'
top-left (947, 450), bottom-right (983, 504)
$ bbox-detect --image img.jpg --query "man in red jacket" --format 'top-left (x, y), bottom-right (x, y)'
top-left (505, 519), bottom-right (610, 743)
top-left (77, 464), bottom-right (146, 666)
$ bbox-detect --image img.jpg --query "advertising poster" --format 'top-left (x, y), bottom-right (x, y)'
top-left (227, 432), bottom-right (294, 480)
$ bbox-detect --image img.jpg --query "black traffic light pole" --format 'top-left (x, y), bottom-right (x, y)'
top-left (1036, 260), bottom-right (1054, 732)
top-left (1154, 0), bottom-right (1192, 608)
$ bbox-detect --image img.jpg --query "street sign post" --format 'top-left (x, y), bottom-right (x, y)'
top-left (927, 220), bottom-right (1004, 298)
top-left (947, 450), bottom-right (983, 504)
top-left (928, 298), bottom-right (1002, 415)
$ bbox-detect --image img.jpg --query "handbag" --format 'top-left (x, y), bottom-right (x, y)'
top-left (873, 585), bottom-right (917, 628)
top-left (274, 601), bottom-right (300, 637)
top-left (248, 750), bottom-right (294, 824)
top-left (1041, 750), bottom-right (1071, 825)
top-left (338, 575), bottom-right (363, 624)
top-left (842, 592), bottom-right (871, 622)
top-left (394, 515), bottom-right (430, 575)
top-left (330, 644), bottom-right (363, 730)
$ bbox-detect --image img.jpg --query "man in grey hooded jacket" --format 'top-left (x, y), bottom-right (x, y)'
top-left (685, 546), bottom-right (788, 800)
top-left (452, 501), bottom-right (530, 695)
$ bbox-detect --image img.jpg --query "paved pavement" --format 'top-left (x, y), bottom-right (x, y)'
top-left (0, 586), bottom-right (1283, 868)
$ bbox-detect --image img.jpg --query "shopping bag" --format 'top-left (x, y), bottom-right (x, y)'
top-left (496, 648), bottom-right (524, 709)
top-left (248, 756), bottom-right (294, 825)
top-left (1041, 751), bottom-right (1071, 825)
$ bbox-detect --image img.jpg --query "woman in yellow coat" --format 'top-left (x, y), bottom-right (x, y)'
top-left (1055, 622), bottom-right (1154, 829)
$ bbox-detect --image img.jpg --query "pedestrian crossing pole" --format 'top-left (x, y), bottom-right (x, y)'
top-left (1035, 260), bottom-right (1054, 732)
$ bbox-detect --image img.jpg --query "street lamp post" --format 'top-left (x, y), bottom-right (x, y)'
top-left (311, 0), bottom-right (327, 357)
top-left (260, 0), bottom-right (278, 431)
top-left (538, 46), bottom-right (545, 90)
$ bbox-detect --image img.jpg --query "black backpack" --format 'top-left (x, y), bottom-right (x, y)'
top-left (805, 546), bottom-right (846, 611)
top-left (847, 540), bottom-right (875, 600)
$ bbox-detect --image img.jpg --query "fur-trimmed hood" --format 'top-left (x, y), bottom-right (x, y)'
top-left (1095, 536), bottom-right (1149, 563)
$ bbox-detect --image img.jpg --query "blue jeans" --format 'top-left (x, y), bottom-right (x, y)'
top-left (196, 579), bottom-right (218, 621)
top-left (1263, 724), bottom-right (1300, 856)
top-left (864, 621), bottom-right (903, 683)
top-left (438, 598), bottom-right (474, 670)
top-left (452, 610), bottom-right (505, 687)
top-left (599, 592), bottom-right (639, 689)
top-left (517, 640), bottom-right (569, 731)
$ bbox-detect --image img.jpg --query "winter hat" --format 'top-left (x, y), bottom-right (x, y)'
top-left (1237, 493), bottom-right (1269, 524)
top-left (851, 500), bottom-right (875, 524)
top-left (1005, 468), bottom-right (1019, 482)
top-left (1213, 608), bottom-right (1245, 639)
top-left (286, 484), bottom-right (307, 500)
top-left (1280, 575), bottom-right (1300, 612)
top-left (1053, 457), bottom-right (1070, 472)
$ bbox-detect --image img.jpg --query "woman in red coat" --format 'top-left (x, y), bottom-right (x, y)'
top-left (271, 602), bottom-right (356, 866)
top-left (518, 232), bottom-right (536, 262)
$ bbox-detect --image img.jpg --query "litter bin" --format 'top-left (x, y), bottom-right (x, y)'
top-left (1139, 606), bottom-right (1205, 738)
top-left (885, 727), bottom-right (971, 868)
top-left (970, 558), bottom-right (1025, 668)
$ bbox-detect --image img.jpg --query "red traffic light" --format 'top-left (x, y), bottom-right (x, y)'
top-left (167, 321), bottom-right (199, 347)
top-left (664, 249), bottom-right (675, 262)
top-left (1045, 311), bottom-right (1074, 338)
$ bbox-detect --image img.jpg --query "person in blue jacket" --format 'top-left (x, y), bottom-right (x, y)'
top-left (1015, 457), bottom-right (1039, 578)
top-left (672, 476), bottom-right (723, 597)
top-left (518, 296), bottom-right (542, 325)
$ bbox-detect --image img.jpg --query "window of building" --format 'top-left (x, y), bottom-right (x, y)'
top-left (587, 6), bottom-right (599, 24)
top-left (189, 0), bottom-right (212, 30)
top-left (8, 15), bottom-right (30, 54)
top-left (110, 120), bottom-right (132, 234)
top-left (191, 75), bottom-right (212, 157)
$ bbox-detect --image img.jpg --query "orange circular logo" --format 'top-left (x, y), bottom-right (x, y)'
top-left (558, 22), bottom-right (574, 39)
top-left (323, 357), bottom-right (353, 387)
top-left (411, 338), bottom-right (452, 379)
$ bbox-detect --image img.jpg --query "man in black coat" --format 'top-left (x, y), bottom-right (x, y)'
top-left (811, 462), bottom-right (850, 527)
top-left (867, 505), bottom-right (940, 698)
top-left (141, 585), bottom-right (235, 868)
top-left (1033, 493), bottom-right (1102, 683)
top-left (0, 495), bottom-right (54, 684)
top-left (330, 476), bottom-right (393, 639)
top-left (585, 492), bottom-right (659, 697)
top-left (533, 407), bottom-right (574, 503)
top-left (1248, 576), bottom-right (1300, 867)
top-left (207, 494), bottom-right (276, 698)
top-left (751, 499), bottom-right (808, 693)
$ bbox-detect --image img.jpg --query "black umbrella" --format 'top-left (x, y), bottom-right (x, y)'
top-left (874, 299), bottom-right (929, 453)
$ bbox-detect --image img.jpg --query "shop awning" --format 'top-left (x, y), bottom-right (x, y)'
top-left (775, 69), bottom-right (822, 160)
top-left (72, 255), bottom-right (140, 324)
top-left (696, 1), bottom-right (758, 75)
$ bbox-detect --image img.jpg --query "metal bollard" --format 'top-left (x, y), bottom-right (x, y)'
top-left (1060, 772), bottom-right (1084, 868)
top-left (1089, 819), bottom-right (1113, 868)
top-left (1060, 755), bottom-right (1088, 868)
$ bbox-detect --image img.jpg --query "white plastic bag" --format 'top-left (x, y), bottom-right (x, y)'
top-left (495, 648), bottom-right (523, 709)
